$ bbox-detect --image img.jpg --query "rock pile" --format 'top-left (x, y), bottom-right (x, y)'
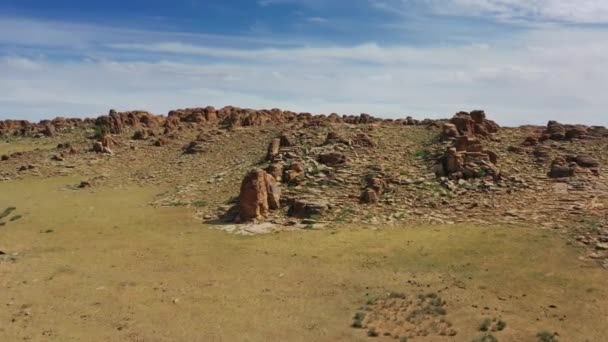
top-left (443, 110), bottom-right (499, 139)
top-left (435, 136), bottom-right (500, 180)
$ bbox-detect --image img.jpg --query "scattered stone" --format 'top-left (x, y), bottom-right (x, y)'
top-left (548, 158), bottom-right (576, 178)
top-left (288, 199), bottom-right (329, 219)
top-left (182, 141), bottom-right (206, 154)
top-left (575, 155), bottom-right (600, 168)
top-left (318, 152), bottom-right (347, 166)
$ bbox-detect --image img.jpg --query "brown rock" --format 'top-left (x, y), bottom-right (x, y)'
top-left (238, 170), bottom-right (270, 221)
top-left (565, 125), bottom-right (588, 140)
top-left (318, 152), bottom-right (347, 166)
top-left (575, 155), bottom-right (600, 168)
top-left (546, 121), bottom-right (566, 140)
top-left (267, 163), bottom-right (284, 181)
top-left (442, 123), bottom-right (459, 139)
top-left (523, 136), bottom-right (539, 146)
top-left (154, 138), bottom-right (168, 147)
top-left (361, 188), bottom-right (380, 204)
top-left (324, 132), bottom-right (349, 145)
top-left (237, 170), bottom-right (282, 222)
top-left (183, 141), bottom-right (205, 154)
top-left (267, 138), bottom-right (281, 161)
top-left (265, 173), bottom-right (281, 210)
top-left (446, 148), bottom-right (464, 174)
top-left (1, 155), bottom-right (8, 161)
top-left (288, 199), bottom-right (329, 218)
top-left (352, 133), bottom-right (377, 147)
top-left (279, 133), bottom-right (296, 147)
top-left (549, 158), bottom-right (576, 178)
top-left (132, 129), bottom-right (148, 140)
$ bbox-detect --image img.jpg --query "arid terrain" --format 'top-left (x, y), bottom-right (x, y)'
top-left (1, 107), bottom-right (607, 341)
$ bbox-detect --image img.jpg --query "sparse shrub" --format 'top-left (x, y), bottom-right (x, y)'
top-left (388, 292), bottom-right (406, 299)
top-left (367, 327), bottom-right (378, 337)
top-left (0, 207), bottom-right (16, 220)
top-left (192, 200), bottom-right (208, 207)
top-left (537, 331), bottom-right (558, 342)
top-left (475, 169), bottom-right (487, 178)
top-left (399, 337), bottom-right (408, 342)
top-left (415, 149), bottom-right (430, 158)
top-left (496, 320), bottom-right (506, 331)
top-left (351, 312), bottom-right (366, 328)
top-left (472, 334), bottom-right (498, 342)
top-left (93, 125), bottom-right (109, 139)
top-left (225, 196), bottom-right (239, 204)
top-left (479, 318), bottom-right (492, 332)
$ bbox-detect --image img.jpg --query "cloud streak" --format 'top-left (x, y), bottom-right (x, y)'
top-left (377, 0), bottom-right (608, 24)
top-left (0, 14), bottom-right (607, 126)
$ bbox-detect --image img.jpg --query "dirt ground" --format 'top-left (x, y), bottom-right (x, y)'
top-left (1, 176), bottom-right (607, 342)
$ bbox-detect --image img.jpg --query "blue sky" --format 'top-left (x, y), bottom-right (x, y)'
top-left (1, 0), bottom-right (608, 125)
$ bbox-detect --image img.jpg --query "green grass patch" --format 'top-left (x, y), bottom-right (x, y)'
top-left (192, 200), bottom-right (208, 207)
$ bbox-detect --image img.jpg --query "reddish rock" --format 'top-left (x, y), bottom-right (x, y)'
top-left (237, 170), bottom-right (281, 222)
top-left (266, 163), bottom-right (284, 181)
top-left (442, 123), bottom-right (459, 139)
top-left (352, 133), bottom-right (377, 147)
top-left (279, 133), bottom-right (296, 147)
top-left (267, 138), bottom-right (281, 161)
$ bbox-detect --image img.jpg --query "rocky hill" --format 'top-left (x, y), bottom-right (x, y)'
top-left (1, 106), bottom-right (607, 266)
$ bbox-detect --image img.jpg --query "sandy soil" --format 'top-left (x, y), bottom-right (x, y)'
top-left (1, 176), bottom-right (608, 341)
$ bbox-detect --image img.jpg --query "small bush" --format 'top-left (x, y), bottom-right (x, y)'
top-left (414, 149), bottom-right (430, 158)
top-left (225, 196), bottom-right (239, 204)
top-left (472, 334), bottom-right (498, 342)
top-left (9, 215), bottom-right (22, 222)
top-left (192, 200), bottom-right (208, 207)
top-left (93, 125), bottom-right (109, 139)
top-left (537, 331), bottom-right (558, 342)
top-left (351, 312), bottom-right (366, 328)
top-left (367, 327), bottom-right (378, 337)
top-left (496, 320), bottom-right (506, 331)
top-left (0, 207), bottom-right (16, 220)
top-left (479, 318), bottom-right (492, 332)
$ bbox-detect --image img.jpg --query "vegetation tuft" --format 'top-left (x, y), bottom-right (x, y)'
top-left (0, 207), bottom-right (16, 220)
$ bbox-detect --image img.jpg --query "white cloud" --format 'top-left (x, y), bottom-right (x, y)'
top-left (394, 0), bottom-right (608, 24)
top-left (1, 17), bottom-right (608, 126)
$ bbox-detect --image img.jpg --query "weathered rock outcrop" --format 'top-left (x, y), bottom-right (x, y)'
top-left (447, 110), bottom-right (499, 138)
top-left (237, 170), bottom-right (281, 222)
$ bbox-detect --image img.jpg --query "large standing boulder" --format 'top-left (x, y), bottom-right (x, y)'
top-left (267, 138), bottom-right (281, 161)
top-left (546, 121), bottom-right (566, 140)
top-left (237, 170), bottom-right (281, 222)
